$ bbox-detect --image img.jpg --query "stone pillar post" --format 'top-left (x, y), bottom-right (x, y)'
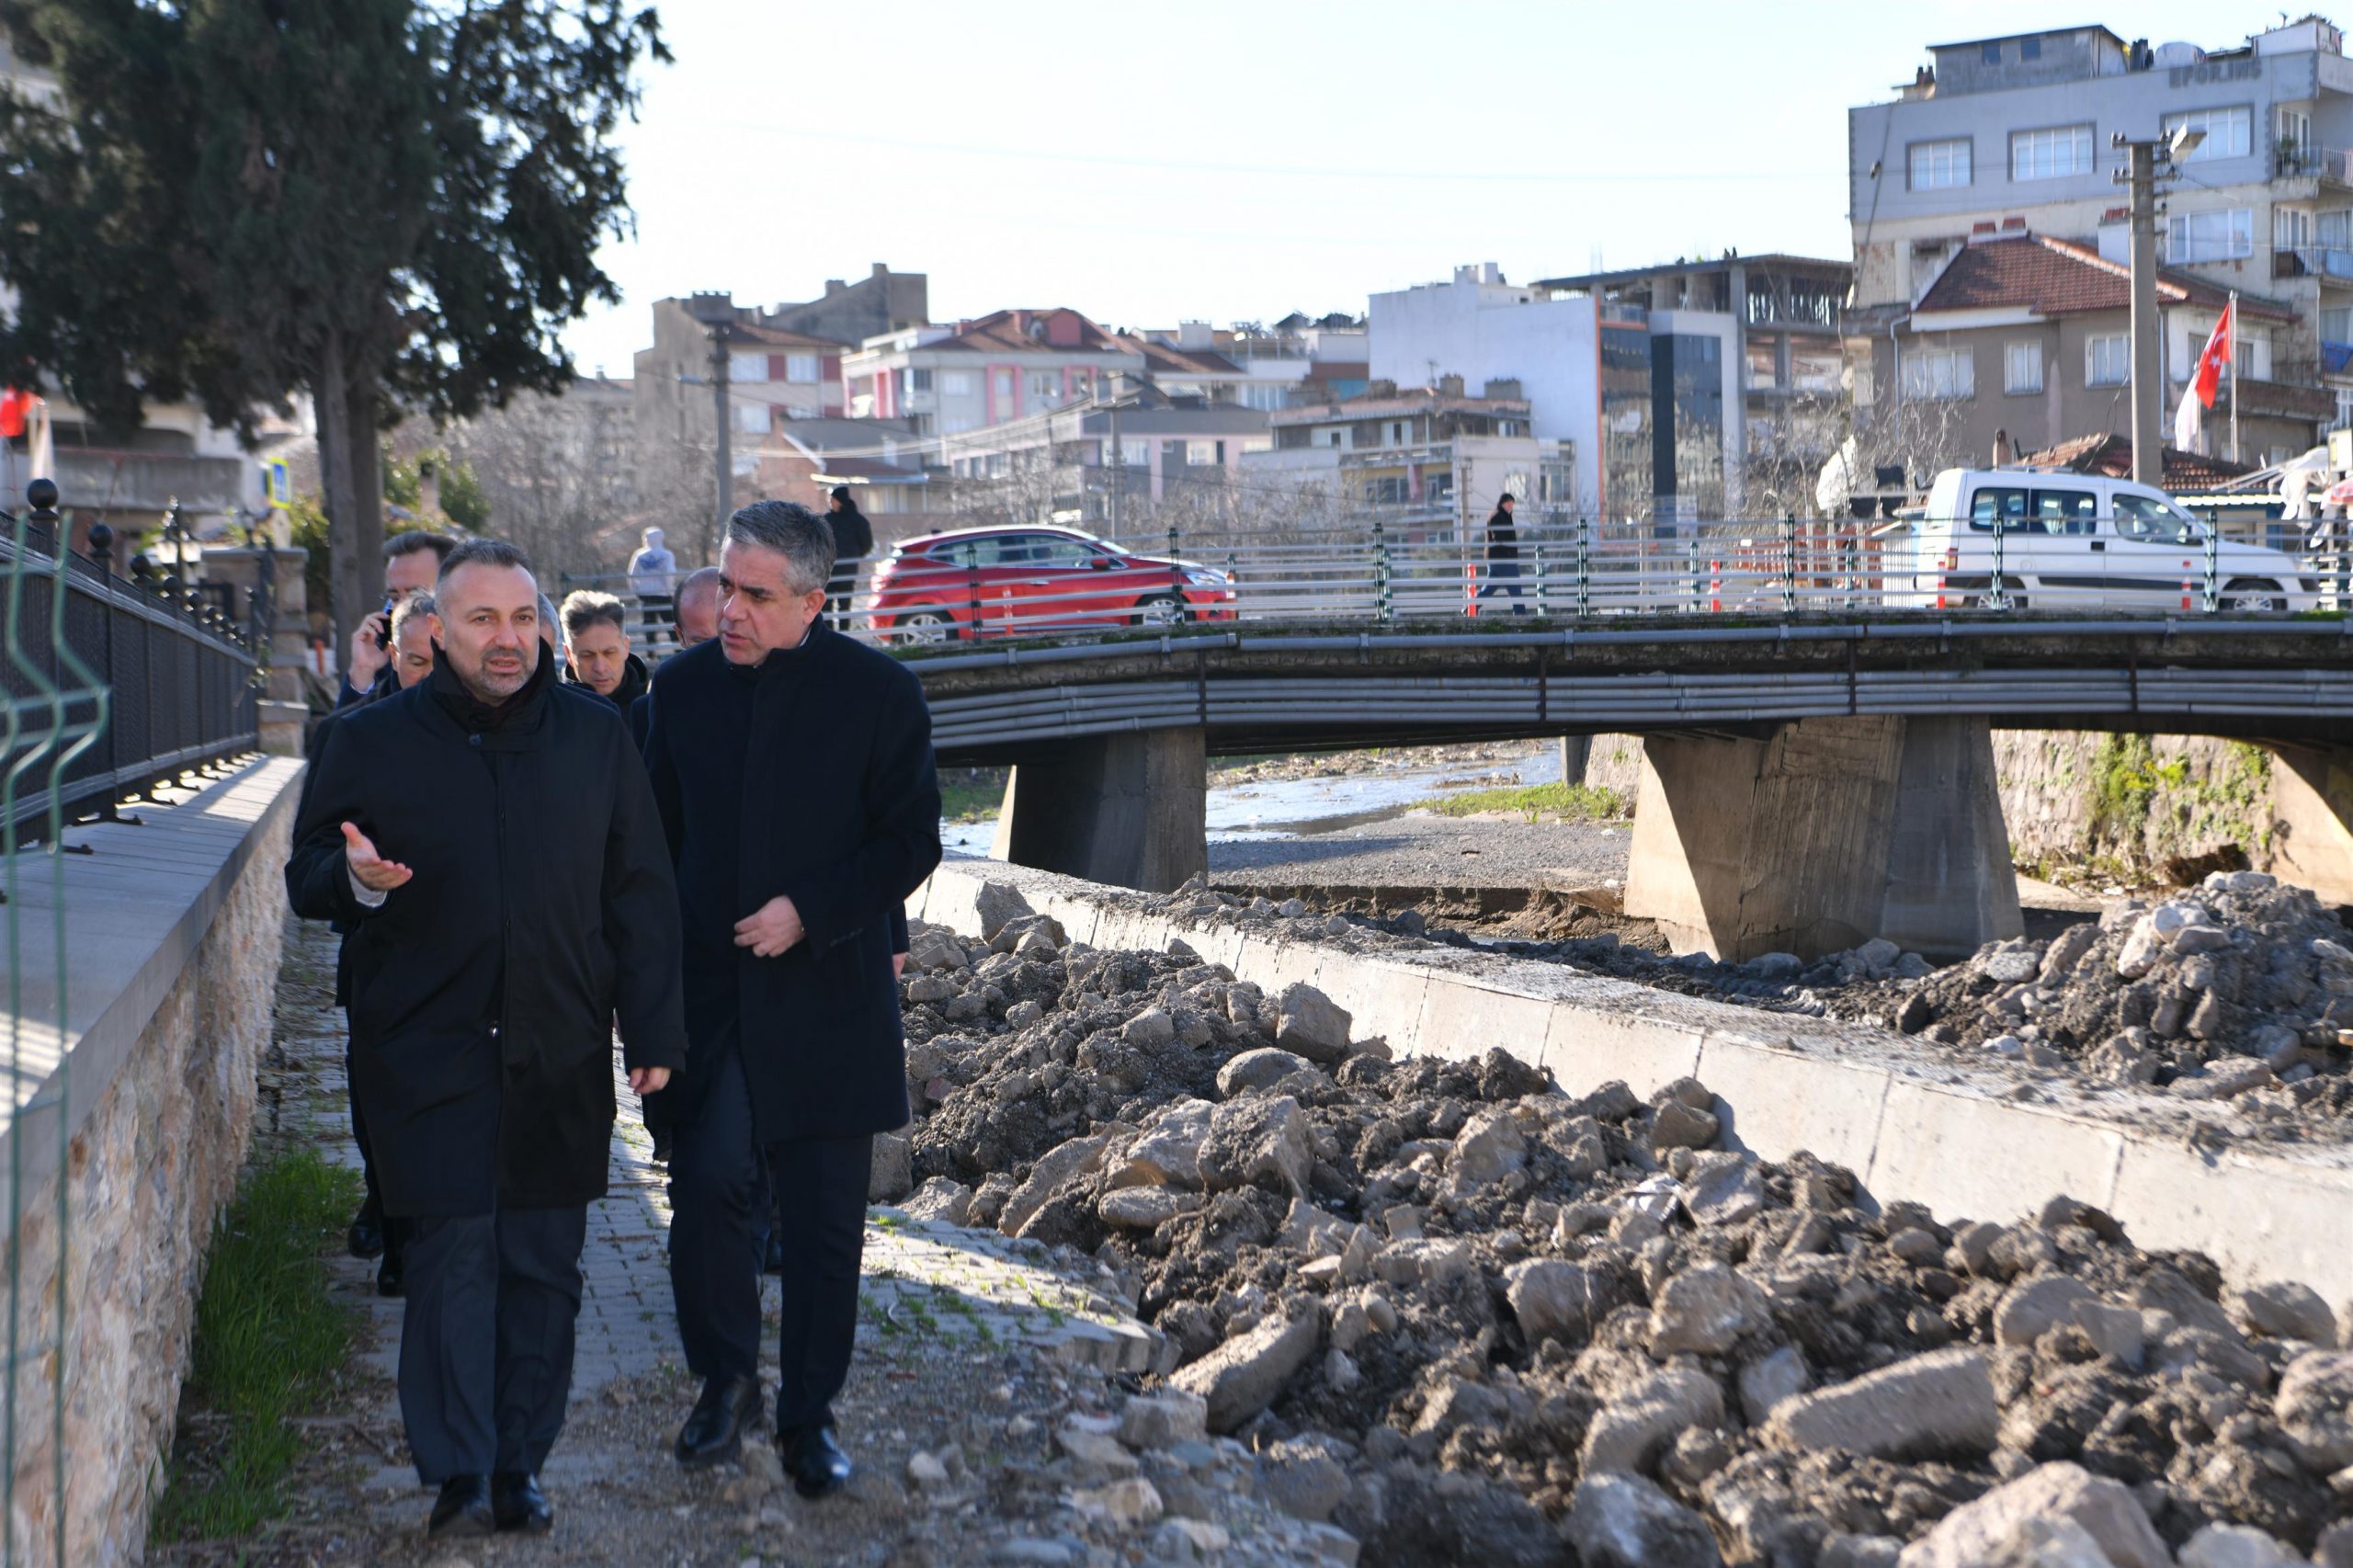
top-left (1624, 714), bottom-right (2021, 961)
top-left (993, 727), bottom-right (1208, 892)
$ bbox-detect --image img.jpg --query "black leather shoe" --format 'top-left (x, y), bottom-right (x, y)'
top-left (376, 1246), bottom-right (404, 1299)
top-left (762, 1229), bottom-right (787, 1277)
top-left (649, 1121), bottom-right (674, 1165)
top-left (491, 1470), bottom-right (553, 1533)
top-left (428, 1475), bottom-right (494, 1538)
top-left (347, 1205), bottom-right (385, 1260)
top-left (782, 1422), bottom-right (852, 1499)
top-left (676, 1374), bottom-right (762, 1468)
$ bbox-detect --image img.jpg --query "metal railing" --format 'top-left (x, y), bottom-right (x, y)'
top-left (0, 479), bottom-right (258, 1566)
top-left (561, 515), bottom-right (2353, 656)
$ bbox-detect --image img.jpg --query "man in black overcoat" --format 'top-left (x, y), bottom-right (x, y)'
top-left (286, 540), bottom-right (686, 1540)
top-left (642, 499), bottom-right (940, 1494)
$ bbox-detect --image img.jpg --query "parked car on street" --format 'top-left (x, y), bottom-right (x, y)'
top-left (869, 525), bottom-right (1237, 643)
top-left (1901, 469), bottom-right (2320, 612)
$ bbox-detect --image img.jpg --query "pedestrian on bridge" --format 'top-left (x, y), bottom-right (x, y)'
top-left (1479, 492), bottom-right (1526, 615)
top-left (285, 539), bottom-right (686, 1541)
top-left (642, 499), bottom-right (940, 1494)
top-left (824, 485), bottom-right (873, 632)
top-left (629, 526), bottom-right (678, 645)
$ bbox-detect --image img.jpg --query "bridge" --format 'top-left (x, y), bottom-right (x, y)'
top-left (860, 516), bottom-right (2353, 963)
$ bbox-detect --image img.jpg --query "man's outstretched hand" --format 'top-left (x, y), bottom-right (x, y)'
top-left (733, 894), bottom-right (805, 958)
top-left (341, 821), bottom-right (414, 892)
top-left (628, 1067), bottom-right (670, 1096)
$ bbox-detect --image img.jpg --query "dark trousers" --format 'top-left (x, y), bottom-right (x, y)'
top-left (668, 1040), bottom-right (871, 1433)
top-left (639, 593), bottom-right (675, 645)
top-left (1479, 560), bottom-right (1527, 614)
top-left (345, 1039), bottom-right (407, 1260)
top-left (399, 1204), bottom-right (588, 1484)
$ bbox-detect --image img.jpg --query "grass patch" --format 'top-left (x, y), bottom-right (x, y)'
top-left (149, 1147), bottom-right (363, 1547)
top-left (1417, 780), bottom-right (1628, 823)
top-left (938, 767), bottom-right (1008, 823)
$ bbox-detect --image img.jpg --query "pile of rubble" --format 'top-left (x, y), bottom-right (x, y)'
top-left (888, 884), bottom-right (2353, 1566)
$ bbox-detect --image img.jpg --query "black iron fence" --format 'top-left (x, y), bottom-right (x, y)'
top-left (0, 480), bottom-right (259, 842)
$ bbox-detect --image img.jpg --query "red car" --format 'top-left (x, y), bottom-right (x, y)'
top-left (869, 526), bottom-right (1236, 644)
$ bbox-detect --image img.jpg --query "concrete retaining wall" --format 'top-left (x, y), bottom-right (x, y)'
top-left (0, 757), bottom-right (302, 1566)
top-left (912, 857), bottom-right (2353, 1313)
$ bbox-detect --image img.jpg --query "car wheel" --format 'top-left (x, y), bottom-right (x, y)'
top-left (896, 608), bottom-right (956, 645)
top-left (1133, 593), bottom-right (1188, 628)
top-left (2219, 578), bottom-right (2288, 613)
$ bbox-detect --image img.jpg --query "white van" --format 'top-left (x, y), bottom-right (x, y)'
top-left (1905, 469), bottom-right (2319, 612)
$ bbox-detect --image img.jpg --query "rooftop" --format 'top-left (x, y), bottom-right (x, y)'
top-left (2018, 432), bottom-right (2256, 489)
top-left (1533, 253), bottom-right (1854, 293)
top-left (1270, 390), bottom-right (1530, 426)
top-left (1915, 235), bottom-right (2298, 322)
top-left (924, 309), bottom-right (1131, 357)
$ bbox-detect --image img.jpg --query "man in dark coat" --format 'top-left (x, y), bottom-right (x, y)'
top-left (643, 499), bottom-right (940, 1492)
top-left (824, 484), bottom-right (874, 631)
top-left (335, 529), bottom-right (457, 709)
top-left (559, 588), bottom-right (652, 720)
top-left (286, 539), bottom-right (687, 1540)
top-left (1478, 492), bottom-right (1525, 615)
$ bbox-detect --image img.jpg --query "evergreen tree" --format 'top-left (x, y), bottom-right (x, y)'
top-left (0, 0), bottom-right (663, 645)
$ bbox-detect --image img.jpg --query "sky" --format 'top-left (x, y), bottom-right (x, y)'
top-left (560, 0), bottom-right (2297, 375)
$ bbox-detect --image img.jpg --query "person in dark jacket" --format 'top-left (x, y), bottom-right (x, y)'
top-left (559, 589), bottom-right (651, 715)
top-left (1478, 493), bottom-right (1525, 614)
top-left (286, 539), bottom-right (687, 1540)
top-left (824, 485), bottom-right (874, 631)
top-left (337, 530), bottom-right (457, 709)
top-left (643, 500), bottom-right (940, 1492)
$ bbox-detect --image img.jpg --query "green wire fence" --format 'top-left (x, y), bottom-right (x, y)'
top-left (0, 478), bottom-right (258, 1565)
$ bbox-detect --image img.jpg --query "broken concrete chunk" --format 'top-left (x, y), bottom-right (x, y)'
top-left (1274, 983), bottom-right (1353, 1063)
top-left (1168, 1312), bottom-right (1321, 1434)
top-left (1768, 1348), bottom-right (1998, 1461)
top-left (1893, 1461), bottom-right (2169, 1568)
top-left (1564, 1472), bottom-right (1724, 1568)
top-left (1215, 1048), bottom-right (1315, 1098)
top-left (1649, 1263), bottom-right (1768, 1356)
top-left (972, 880), bottom-right (1034, 940)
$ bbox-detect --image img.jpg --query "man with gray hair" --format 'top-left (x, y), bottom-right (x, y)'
top-left (642, 500), bottom-right (940, 1491)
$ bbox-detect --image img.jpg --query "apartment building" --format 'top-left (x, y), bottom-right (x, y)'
top-left (938, 383), bottom-right (1269, 532)
top-left (1127, 316), bottom-right (1370, 410)
top-left (1241, 383), bottom-right (1567, 536)
top-left (1370, 257), bottom-right (1849, 524)
top-left (1848, 17), bottom-right (2353, 455)
top-left (840, 310), bottom-right (1145, 437)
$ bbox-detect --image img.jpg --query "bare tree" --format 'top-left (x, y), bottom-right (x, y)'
top-left (445, 388), bottom-right (640, 585)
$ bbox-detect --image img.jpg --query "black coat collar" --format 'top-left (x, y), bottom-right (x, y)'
top-left (422, 639), bottom-right (558, 748)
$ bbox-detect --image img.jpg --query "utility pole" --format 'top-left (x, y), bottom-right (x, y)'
top-left (2120, 135), bottom-right (2163, 486)
top-left (685, 291), bottom-right (738, 547)
top-left (2115, 127), bottom-right (2201, 486)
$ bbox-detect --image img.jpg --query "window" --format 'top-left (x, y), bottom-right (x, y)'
top-left (1908, 138), bottom-right (1972, 189)
top-left (2166, 207), bottom-right (2253, 262)
top-left (730, 351), bottom-right (770, 383)
top-left (2281, 107), bottom-right (2313, 153)
top-left (992, 369), bottom-right (1014, 401)
top-left (1901, 347), bottom-right (1973, 400)
top-left (2086, 334), bottom-right (2129, 386)
top-left (2278, 207), bottom-right (2314, 253)
top-left (2020, 36), bottom-right (2041, 61)
top-left (2011, 124), bottom-right (2094, 181)
top-left (1027, 372), bottom-right (1060, 403)
top-left (2032, 488), bottom-right (2097, 534)
top-left (1364, 476), bottom-right (1408, 505)
top-left (940, 370), bottom-right (974, 397)
top-left (1120, 438), bottom-right (1149, 467)
top-left (1968, 487), bottom-right (2029, 530)
top-left (2324, 210), bottom-right (2353, 249)
top-left (2004, 341), bottom-right (2043, 394)
top-left (2114, 493), bottom-right (2199, 544)
top-left (733, 402), bottom-right (770, 435)
top-left (2325, 307), bottom-right (2353, 346)
top-left (2162, 106), bottom-right (2253, 163)
top-left (784, 352), bottom-right (820, 383)
top-left (1185, 440), bottom-right (1223, 466)
top-left (1982, 40), bottom-right (2002, 63)
top-left (909, 367), bottom-right (932, 392)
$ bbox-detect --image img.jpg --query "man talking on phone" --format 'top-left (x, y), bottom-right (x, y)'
top-left (339, 531), bottom-right (458, 709)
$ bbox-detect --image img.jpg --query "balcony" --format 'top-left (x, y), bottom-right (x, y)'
top-left (47, 449), bottom-right (248, 517)
top-left (2274, 143), bottom-right (2353, 184)
top-left (2273, 246), bottom-right (2353, 281)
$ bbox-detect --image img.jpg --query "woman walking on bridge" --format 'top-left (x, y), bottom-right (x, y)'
top-left (1479, 492), bottom-right (1526, 615)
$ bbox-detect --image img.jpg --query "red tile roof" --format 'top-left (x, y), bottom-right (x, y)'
top-left (2018, 432), bottom-right (2255, 488)
top-left (931, 309), bottom-right (1131, 356)
top-left (1916, 235), bottom-right (2295, 321)
top-left (1120, 336), bottom-right (1242, 377)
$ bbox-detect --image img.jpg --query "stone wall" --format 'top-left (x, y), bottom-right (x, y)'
top-left (0, 761), bottom-right (298, 1566)
top-left (1578, 730), bottom-right (2290, 884)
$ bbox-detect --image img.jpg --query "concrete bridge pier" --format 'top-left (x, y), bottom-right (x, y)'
top-left (993, 727), bottom-right (1208, 892)
top-left (1624, 714), bottom-right (2023, 962)
top-left (2269, 743), bottom-right (2353, 905)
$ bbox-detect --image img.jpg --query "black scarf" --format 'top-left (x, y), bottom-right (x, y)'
top-left (429, 638), bottom-right (556, 733)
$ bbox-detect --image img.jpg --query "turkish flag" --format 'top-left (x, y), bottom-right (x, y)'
top-left (0, 389), bottom-right (29, 440)
top-left (2190, 301), bottom-right (2234, 409)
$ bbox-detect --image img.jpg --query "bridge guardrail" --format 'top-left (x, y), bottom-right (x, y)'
top-left (563, 515), bottom-right (2353, 659)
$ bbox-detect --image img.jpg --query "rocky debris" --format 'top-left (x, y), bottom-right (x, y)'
top-left (895, 910), bottom-right (2353, 1562)
top-left (1275, 983), bottom-right (1354, 1064)
top-left (1896, 1461), bottom-right (2169, 1567)
top-left (1563, 1472), bottom-right (1723, 1566)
